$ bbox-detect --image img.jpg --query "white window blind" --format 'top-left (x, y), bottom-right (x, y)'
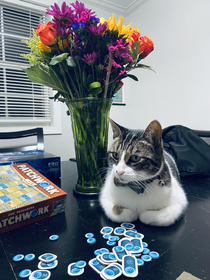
top-left (0, 2), bottom-right (51, 123)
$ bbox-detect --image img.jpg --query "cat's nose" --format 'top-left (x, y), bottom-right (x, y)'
top-left (116, 170), bottom-right (125, 176)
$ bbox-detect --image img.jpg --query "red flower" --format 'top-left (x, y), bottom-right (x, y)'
top-left (139, 36), bottom-right (154, 59)
top-left (36, 22), bottom-right (57, 46)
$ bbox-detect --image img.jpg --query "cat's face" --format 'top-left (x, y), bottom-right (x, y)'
top-left (108, 119), bottom-right (163, 182)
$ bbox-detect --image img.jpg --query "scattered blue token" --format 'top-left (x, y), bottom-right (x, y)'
top-left (143, 248), bottom-right (150, 254)
top-left (149, 251), bottom-right (160, 259)
top-left (49, 235), bottom-right (59, 241)
top-left (29, 269), bottom-right (51, 280)
top-left (19, 269), bottom-right (32, 278)
top-left (141, 255), bottom-right (152, 262)
top-left (94, 249), bottom-right (101, 256)
top-left (87, 238), bottom-right (96, 244)
top-left (13, 254), bottom-right (24, 262)
top-left (125, 243), bottom-right (134, 251)
top-left (103, 234), bottom-right (111, 239)
top-left (99, 248), bottom-right (109, 254)
top-left (39, 182), bottom-right (50, 187)
top-left (108, 236), bottom-right (119, 242)
top-left (85, 233), bottom-right (94, 238)
top-left (24, 254), bottom-right (35, 261)
top-left (143, 242), bottom-right (148, 248)
top-left (114, 246), bottom-right (124, 253)
top-left (107, 241), bottom-right (116, 246)
top-left (75, 260), bottom-right (87, 268)
top-left (38, 260), bottom-right (58, 270)
top-left (137, 259), bottom-right (144, 266)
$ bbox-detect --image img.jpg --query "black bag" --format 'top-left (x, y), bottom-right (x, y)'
top-left (162, 125), bottom-right (210, 176)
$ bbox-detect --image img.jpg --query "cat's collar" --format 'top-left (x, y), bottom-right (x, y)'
top-left (113, 175), bottom-right (159, 195)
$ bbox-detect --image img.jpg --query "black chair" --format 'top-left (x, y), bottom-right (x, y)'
top-left (0, 128), bottom-right (44, 153)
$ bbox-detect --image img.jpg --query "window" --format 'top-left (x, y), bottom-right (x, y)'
top-left (0, 0), bottom-right (61, 134)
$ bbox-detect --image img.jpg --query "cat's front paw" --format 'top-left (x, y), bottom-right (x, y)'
top-left (140, 211), bottom-right (162, 226)
top-left (111, 205), bottom-right (138, 223)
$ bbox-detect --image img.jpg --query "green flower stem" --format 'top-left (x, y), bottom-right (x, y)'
top-left (63, 64), bottom-right (80, 98)
top-left (104, 55), bottom-right (112, 99)
top-left (59, 64), bottom-right (74, 100)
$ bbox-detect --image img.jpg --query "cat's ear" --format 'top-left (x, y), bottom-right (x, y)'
top-left (142, 120), bottom-right (162, 146)
top-left (109, 118), bottom-right (124, 139)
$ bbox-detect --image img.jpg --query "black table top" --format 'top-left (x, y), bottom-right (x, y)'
top-left (1, 161), bottom-right (210, 280)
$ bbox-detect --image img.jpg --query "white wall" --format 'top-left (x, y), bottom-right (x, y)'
top-left (44, 0), bottom-right (210, 160)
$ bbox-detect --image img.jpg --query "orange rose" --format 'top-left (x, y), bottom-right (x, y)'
top-left (128, 29), bottom-right (141, 49)
top-left (36, 22), bottom-right (57, 46)
top-left (139, 36), bottom-right (154, 59)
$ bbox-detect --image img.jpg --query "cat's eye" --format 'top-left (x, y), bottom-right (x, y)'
top-left (130, 155), bottom-right (141, 163)
top-left (112, 152), bottom-right (119, 161)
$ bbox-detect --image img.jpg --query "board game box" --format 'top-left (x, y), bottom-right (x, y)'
top-left (0, 163), bottom-right (67, 234)
top-left (0, 151), bottom-right (61, 179)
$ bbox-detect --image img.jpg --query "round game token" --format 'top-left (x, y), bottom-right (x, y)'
top-left (13, 254), bottom-right (24, 262)
top-left (38, 253), bottom-right (57, 263)
top-left (125, 243), bottom-right (134, 251)
top-left (29, 270), bottom-right (51, 280)
top-left (143, 248), bottom-right (150, 254)
top-left (149, 251), bottom-right (160, 259)
top-left (99, 248), bottom-right (109, 254)
top-left (114, 246), bottom-right (124, 252)
top-left (108, 236), bottom-right (119, 242)
top-left (137, 259), bottom-right (144, 266)
top-left (107, 241), bottom-right (116, 246)
top-left (19, 269), bottom-right (32, 278)
top-left (94, 249), bottom-right (101, 256)
top-left (103, 234), bottom-right (111, 239)
top-left (75, 260), bottom-right (87, 268)
top-left (85, 233), bottom-right (94, 238)
top-left (87, 238), bottom-right (96, 244)
top-left (100, 227), bottom-right (113, 235)
top-left (114, 227), bottom-right (125, 235)
top-left (143, 242), bottom-right (148, 248)
top-left (49, 235), bottom-right (59, 241)
top-left (67, 263), bottom-right (84, 276)
top-left (38, 260), bottom-right (58, 270)
top-left (39, 182), bottom-right (50, 187)
top-left (24, 254), bottom-right (35, 261)
top-left (135, 233), bottom-right (144, 239)
top-left (141, 255), bottom-right (152, 262)
top-left (121, 223), bottom-right (135, 229)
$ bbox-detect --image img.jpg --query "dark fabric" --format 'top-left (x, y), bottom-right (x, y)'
top-left (162, 125), bottom-right (210, 176)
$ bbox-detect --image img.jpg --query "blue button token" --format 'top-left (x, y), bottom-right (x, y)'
top-left (85, 233), bottom-right (94, 238)
top-left (143, 248), bottom-right (150, 254)
top-left (87, 238), bottom-right (96, 244)
top-left (49, 235), bottom-right (59, 241)
top-left (75, 260), bottom-right (87, 268)
top-left (137, 259), bottom-right (144, 266)
top-left (19, 269), bottom-right (32, 278)
top-left (107, 241), bottom-right (116, 246)
top-left (149, 251), bottom-right (160, 259)
top-left (13, 254), bottom-right (24, 262)
top-left (39, 182), bottom-right (50, 187)
top-left (141, 255), bottom-right (152, 262)
top-left (24, 253), bottom-right (35, 261)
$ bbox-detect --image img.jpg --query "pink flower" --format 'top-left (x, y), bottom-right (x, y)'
top-left (112, 60), bottom-right (121, 68)
top-left (81, 52), bottom-right (99, 65)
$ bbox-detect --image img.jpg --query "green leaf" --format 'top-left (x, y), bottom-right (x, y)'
top-left (49, 53), bottom-right (69, 66)
top-left (90, 87), bottom-right (102, 96)
top-left (135, 63), bottom-right (155, 72)
top-left (126, 74), bottom-right (139, 81)
top-left (22, 63), bottom-right (69, 95)
top-left (87, 74), bottom-right (94, 87)
top-left (89, 82), bottom-right (101, 89)
top-left (66, 56), bottom-right (76, 67)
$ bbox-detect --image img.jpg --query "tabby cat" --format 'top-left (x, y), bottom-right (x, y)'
top-left (99, 119), bottom-right (188, 226)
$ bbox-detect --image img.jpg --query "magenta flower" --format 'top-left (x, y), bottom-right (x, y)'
top-left (112, 60), bottom-right (121, 68)
top-left (71, 1), bottom-right (96, 21)
top-left (87, 22), bottom-right (107, 35)
top-left (81, 52), bottom-right (99, 65)
top-left (108, 39), bottom-right (131, 60)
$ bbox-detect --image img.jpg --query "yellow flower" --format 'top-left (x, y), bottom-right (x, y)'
top-left (58, 36), bottom-right (70, 51)
top-left (37, 42), bottom-right (51, 53)
top-left (100, 13), bottom-right (132, 38)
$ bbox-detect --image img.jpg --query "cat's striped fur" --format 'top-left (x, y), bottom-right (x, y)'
top-left (99, 119), bottom-right (188, 226)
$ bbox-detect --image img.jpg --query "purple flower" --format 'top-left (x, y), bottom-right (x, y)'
top-left (71, 1), bottom-right (96, 19)
top-left (47, 2), bottom-right (74, 36)
top-left (87, 22), bottom-right (107, 35)
top-left (108, 39), bottom-right (133, 61)
top-left (81, 52), bottom-right (99, 65)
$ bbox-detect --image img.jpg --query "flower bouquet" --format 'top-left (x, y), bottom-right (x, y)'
top-left (22, 1), bottom-right (154, 194)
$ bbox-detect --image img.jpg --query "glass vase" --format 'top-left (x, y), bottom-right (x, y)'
top-left (66, 97), bottom-right (112, 195)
